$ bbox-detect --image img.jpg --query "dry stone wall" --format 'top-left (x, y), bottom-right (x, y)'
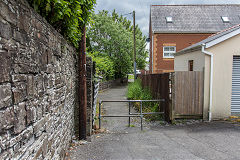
top-left (0, 0), bottom-right (78, 159)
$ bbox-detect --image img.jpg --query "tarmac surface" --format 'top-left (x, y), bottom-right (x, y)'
top-left (68, 85), bottom-right (240, 160)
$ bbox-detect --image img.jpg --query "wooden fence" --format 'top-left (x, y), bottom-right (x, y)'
top-left (172, 71), bottom-right (204, 119)
top-left (138, 71), bottom-right (204, 121)
top-left (138, 73), bottom-right (171, 122)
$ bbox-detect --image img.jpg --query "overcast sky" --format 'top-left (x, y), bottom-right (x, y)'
top-left (94, 0), bottom-right (240, 36)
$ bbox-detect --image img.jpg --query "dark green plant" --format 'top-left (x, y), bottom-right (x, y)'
top-left (88, 52), bottom-right (115, 81)
top-left (127, 79), bottom-right (143, 100)
top-left (27, 0), bottom-right (96, 48)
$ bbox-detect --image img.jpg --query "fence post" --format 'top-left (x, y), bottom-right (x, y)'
top-left (128, 102), bottom-right (131, 127)
top-left (140, 101), bottom-right (143, 130)
top-left (170, 73), bottom-right (175, 121)
top-left (99, 101), bottom-right (101, 129)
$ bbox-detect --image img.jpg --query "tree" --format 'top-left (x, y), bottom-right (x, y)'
top-left (87, 10), bottom-right (148, 78)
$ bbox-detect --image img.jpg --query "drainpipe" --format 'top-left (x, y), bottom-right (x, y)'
top-left (151, 35), bottom-right (154, 73)
top-left (201, 44), bottom-right (213, 121)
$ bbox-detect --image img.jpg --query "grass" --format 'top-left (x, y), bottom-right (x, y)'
top-left (127, 79), bottom-right (163, 121)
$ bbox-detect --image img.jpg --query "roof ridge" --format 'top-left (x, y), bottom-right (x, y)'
top-left (151, 4), bottom-right (240, 6)
top-left (209, 24), bottom-right (240, 38)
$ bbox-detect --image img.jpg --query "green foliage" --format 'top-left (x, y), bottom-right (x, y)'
top-left (27, 0), bottom-right (96, 48)
top-left (87, 10), bottom-right (148, 78)
top-left (127, 79), bottom-right (162, 121)
top-left (127, 79), bottom-right (143, 100)
top-left (88, 52), bottom-right (115, 81)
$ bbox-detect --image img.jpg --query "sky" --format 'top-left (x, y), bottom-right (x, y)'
top-left (94, 0), bottom-right (240, 36)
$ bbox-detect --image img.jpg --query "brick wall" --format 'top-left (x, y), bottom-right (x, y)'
top-left (0, 0), bottom-right (78, 159)
top-left (150, 33), bottom-right (212, 73)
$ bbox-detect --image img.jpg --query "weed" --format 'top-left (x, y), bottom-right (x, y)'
top-left (127, 79), bottom-right (163, 121)
top-left (129, 124), bottom-right (135, 127)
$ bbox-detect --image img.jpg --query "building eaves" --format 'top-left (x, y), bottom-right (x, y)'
top-left (175, 24), bottom-right (240, 56)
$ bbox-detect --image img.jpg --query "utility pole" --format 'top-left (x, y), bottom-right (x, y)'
top-left (133, 10), bottom-right (137, 80)
top-left (79, 25), bottom-right (87, 140)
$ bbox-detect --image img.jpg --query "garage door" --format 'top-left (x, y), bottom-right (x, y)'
top-left (231, 56), bottom-right (240, 114)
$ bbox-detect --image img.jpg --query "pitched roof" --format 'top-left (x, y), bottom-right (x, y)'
top-left (151, 4), bottom-right (240, 33)
top-left (175, 24), bottom-right (240, 55)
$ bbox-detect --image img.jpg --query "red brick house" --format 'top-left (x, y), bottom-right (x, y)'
top-left (149, 4), bottom-right (240, 73)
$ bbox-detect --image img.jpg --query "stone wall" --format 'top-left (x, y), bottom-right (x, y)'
top-left (0, 0), bottom-right (78, 159)
top-left (99, 78), bottom-right (128, 91)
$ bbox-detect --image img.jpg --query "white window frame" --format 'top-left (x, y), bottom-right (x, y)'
top-left (163, 46), bottom-right (176, 58)
top-left (166, 16), bottom-right (173, 23)
top-left (221, 16), bottom-right (229, 23)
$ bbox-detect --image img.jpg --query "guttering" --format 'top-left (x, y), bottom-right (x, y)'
top-left (201, 44), bottom-right (213, 121)
top-left (152, 30), bottom-right (217, 34)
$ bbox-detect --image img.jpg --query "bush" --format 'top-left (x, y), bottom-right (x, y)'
top-left (127, 79), bottom-right (162, 121)
top-left (88, 52), bottom-right (115, 81)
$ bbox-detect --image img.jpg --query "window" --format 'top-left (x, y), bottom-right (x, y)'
top-left (221, 16), bottom-right (229, 23)
top-left (188, 60), bottom-right (193, 71)
top-left (163, 46), bottom-right (176, 58)
top-left (166, 16), bottom-right (173, 23)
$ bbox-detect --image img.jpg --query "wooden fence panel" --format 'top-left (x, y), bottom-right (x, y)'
top-left (138, 73), bottom-right (171, 122)
top-left (173, 71), bottom-right (203, 117)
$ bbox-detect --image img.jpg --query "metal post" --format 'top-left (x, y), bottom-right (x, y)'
top-left (128, 102), bottom-right (131, 127)
top-left (133, 11), bottom-right (136, 80)
top-left (99, 101), bottom-right (101, 129)
top-left (79, 26), bottom-right (87, 140)
top-left (140, 101), bottom-right (143, 130)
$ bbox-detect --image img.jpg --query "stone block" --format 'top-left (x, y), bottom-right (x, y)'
top-left (34, 75), bottom-right (44, 96)
top-left (18, 8), bottom-right (31, 33)
top-left (26, 75), bottom-right (34, 97)
top-left (0, 83), bottom-right (12, 109)
top-left (14, 102), bottom-right (27, 134)
top-left (33, 116), bottom-right (48, 137)
top-left (0, 107), bottom-right (14, 133)
top-left (0, 52), bottom-right (11, 83)
top-left (26, 100), bottom-right (37, 125)
top-left (0, 21), bottom-right (12, 39)
top-left (13, 30), bottom-right (30, 45)
top-left (12, 82), bottom-right (27, 104)
top-left (39, 49), bottom-right (48, 72)
top-left (13, 63), bottom-right (38, 75)
top-left (0, 1), bottom-right (17, 25)
top-left (12, 74), bottom-right (27, 82)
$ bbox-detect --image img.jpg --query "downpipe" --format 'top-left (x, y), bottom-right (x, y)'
top-left (202, 44), bottom-right (213, 122)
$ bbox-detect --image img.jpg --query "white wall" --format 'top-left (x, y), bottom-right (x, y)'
top-left (174, 34), bottom-right (240, 120)
top-left (174, 50), bottom-right (205, 71)
top-left (205, 34), bottom-right (240, 119)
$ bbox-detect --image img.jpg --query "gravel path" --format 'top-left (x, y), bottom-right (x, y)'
top-left (68, 85), bottom-right (240, 160)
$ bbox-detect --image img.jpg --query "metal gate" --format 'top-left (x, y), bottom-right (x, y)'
top-left (231, 56), bottom-right (240, 114)
top-left (98, 99), bottom-right (165, 130)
